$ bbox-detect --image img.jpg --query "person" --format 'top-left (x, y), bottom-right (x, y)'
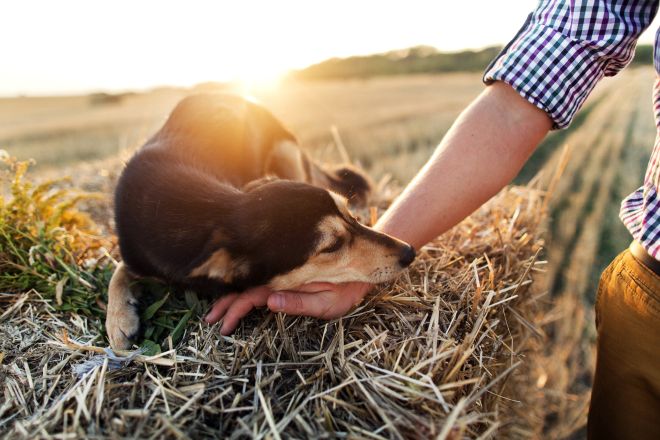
top-left (205, 1), bottom-right (660, 437)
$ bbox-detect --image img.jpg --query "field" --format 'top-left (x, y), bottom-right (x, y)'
top-left (1, 74), bottom-right (487, 182)
top-left (0, 67), bottom-right (656, 438)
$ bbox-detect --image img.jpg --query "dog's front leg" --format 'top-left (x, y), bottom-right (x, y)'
top-left (106, 262), bottom-right (141, 350)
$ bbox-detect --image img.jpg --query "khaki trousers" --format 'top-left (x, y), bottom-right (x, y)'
top-left (588, 247), bottom-right (660, 439)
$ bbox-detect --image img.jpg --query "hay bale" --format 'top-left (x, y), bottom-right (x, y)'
top-left (0, 184), bottom-right (547, 438)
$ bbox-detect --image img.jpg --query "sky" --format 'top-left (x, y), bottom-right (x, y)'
top-left (2, 0), bottom-right (659, 96)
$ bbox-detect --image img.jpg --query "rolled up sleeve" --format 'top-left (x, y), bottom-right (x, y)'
top-left (484, 1), bottom-right (658, 129)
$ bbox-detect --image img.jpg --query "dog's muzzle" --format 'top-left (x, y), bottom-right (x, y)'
top-left (398, 245), bottom-right (416, 267)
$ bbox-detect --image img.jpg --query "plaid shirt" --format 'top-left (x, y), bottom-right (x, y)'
top-left (484, 0), bottom-right (660, 259)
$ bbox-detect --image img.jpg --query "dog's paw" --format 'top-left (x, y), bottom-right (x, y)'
top-left (106, 299), bottom-right (140, 350)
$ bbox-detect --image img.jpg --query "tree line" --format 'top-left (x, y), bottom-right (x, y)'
top-left (289, 44), bottom-right (654, 80)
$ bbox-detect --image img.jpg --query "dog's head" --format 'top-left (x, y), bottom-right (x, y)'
top-left (190, 179), bottom-right (415, 290)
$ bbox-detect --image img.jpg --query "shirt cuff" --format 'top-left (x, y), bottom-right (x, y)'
top-left (483, 23), bottom-right (606, 130)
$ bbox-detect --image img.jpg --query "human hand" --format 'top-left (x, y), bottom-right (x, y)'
top-left (267, 282), bottom-right (372, 319)
top-left (204, 282), bottom-right (373, 335)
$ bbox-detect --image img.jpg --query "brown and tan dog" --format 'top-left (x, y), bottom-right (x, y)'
top-left (107, 94), bottom-right (415, 350)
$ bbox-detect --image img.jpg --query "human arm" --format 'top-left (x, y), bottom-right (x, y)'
top-left (207, 0), bottom-right (658, 330)
top-left (255, 0), bottom-right (660, 320)
top-left (206, 82), bottom-right (551, 331)
top-left (374, 81), bottom-right (551, 248)
top-left (260, 81), bottom-right (551, 318)
top-left (260, 0), bottom-right (659, 319)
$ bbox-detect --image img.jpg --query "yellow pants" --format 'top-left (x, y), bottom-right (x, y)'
top-left (588, 247), bottom-right (660, 439)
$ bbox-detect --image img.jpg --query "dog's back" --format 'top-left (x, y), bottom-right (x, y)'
top-left (143, 94), bottom-right (297, 186)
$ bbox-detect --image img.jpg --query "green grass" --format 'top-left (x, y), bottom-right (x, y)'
top-left (0, 154), bottom-right (204, 354)
top-left (0, 155), bottom-right (112, 312)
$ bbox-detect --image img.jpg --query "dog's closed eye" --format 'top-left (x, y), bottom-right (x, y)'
top-left (321, 236), bottom-right (344, 253)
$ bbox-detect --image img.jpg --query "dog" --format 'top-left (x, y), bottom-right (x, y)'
top-left (106, 93), bottom-right (416, 350)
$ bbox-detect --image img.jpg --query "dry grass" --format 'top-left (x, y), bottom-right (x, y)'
top-left (0, 165), bottom-right (549, 438)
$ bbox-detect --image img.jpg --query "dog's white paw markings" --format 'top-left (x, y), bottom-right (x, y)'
top-left (106, 300), bottom-right (140, 350)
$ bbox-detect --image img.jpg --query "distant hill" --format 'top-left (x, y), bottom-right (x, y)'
top-left (289, 46), bottom-right (502, 80)
top-left (290, 44), bottom-right (654, 81)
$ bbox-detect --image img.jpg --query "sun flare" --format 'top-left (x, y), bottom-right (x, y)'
top-left (234, 66), bottom-right (287, 94)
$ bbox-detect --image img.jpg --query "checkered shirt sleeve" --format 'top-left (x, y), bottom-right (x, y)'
top-left (484, 0), bottom-right (659, 129)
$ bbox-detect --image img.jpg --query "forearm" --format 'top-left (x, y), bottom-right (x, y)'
top-left (376, 82), bottom-right (552, 248)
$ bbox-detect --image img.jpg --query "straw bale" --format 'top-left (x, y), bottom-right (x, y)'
top-left (0, 182), bottom-right (549, 439)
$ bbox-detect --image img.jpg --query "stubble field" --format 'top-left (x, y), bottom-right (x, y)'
top-left (0, 67), bottom-right (655, 438)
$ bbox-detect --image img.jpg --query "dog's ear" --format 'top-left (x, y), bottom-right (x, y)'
top-left (243, 176), bottom-right (279, 192)
top-left (326, 165), bottom-right (372, 206)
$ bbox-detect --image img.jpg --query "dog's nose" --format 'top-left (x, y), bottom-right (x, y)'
top-left (398, 245), bottom-right (416, 267)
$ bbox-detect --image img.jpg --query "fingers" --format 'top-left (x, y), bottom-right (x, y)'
top-left (204, 293), bottom-right (238, 324)
top-left (219, 286), bottom-right (272, 335)
top-left (204, 286), bottom-right (272, 334)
